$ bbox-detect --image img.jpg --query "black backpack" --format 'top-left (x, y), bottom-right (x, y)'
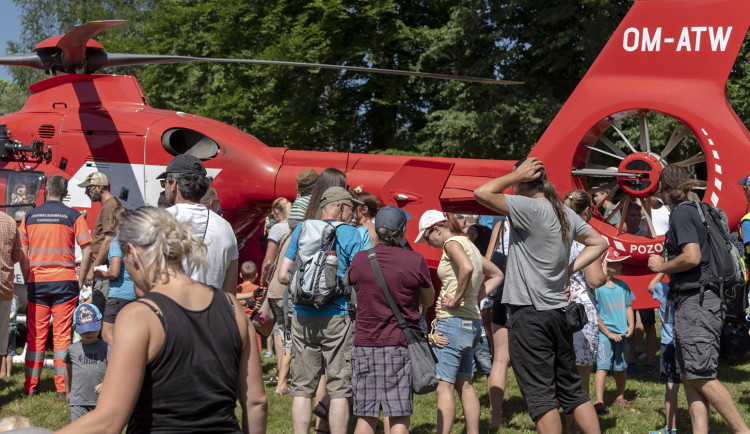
top-left (692, 202), bottom-right (745, 300)
top-left (691, 202), bottom-right (750, 358)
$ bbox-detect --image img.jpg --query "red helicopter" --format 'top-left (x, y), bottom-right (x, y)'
top-left (0, 0), bottom-right (748, 309)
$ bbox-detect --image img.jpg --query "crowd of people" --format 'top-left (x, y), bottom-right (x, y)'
top-left (0, 155), bottom-right (748, 434)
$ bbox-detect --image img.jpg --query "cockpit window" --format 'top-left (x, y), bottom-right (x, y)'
top-left (2, 171), bottom-right (45, 222)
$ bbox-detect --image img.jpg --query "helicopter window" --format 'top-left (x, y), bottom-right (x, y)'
top-left (2, 170), bottom-right (45, 222)
top-left (161, 128), bottom-right (219, 160)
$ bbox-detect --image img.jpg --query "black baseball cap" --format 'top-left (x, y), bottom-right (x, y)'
top-left (156, 154), bottom-right (207, 179)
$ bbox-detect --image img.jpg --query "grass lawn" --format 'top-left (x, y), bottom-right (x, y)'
top-left (3, 351), bottom-right (750, 433)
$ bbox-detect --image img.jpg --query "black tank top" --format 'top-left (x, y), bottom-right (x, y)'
top-left (127, 287), bottom-right (243, 433)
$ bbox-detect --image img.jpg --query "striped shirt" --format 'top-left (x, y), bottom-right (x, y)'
top-left (288, 193), bottom-right (311, 229)
top-left (19, 201), bottom-right (92, 283)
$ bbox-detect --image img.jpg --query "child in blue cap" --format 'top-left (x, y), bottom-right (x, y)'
top-left (64, 303), bottom-right (110, 421)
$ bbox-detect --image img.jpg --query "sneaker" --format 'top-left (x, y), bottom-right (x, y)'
top-left (626, 362), bottom-right (637, 378)
top-left (263, 375), bottom-right (278, 384)
top-left (648, 426), bottom-right (676, 434)
top-left (263, 351), bottom-right (273, 358)
top-left (642, 364), bottom-right (655, 377)
top-left (616, 398), bottom-right (632, 408)
top-left (56, 392), bottom-right (66, 399)
top-left (26, 387), bottom-right (39, 398)
top-left (594, 402), bottom-right (609, 414)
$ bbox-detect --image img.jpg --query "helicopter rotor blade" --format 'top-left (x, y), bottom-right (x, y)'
top-left (85, 52), bottom-right (523, 85)
top-left (0, 53), bottom-right (50, 71)
top-left (55, 20), bottom-right (126, 72)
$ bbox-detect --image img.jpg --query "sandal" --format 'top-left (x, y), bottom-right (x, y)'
top-left (312, 401), bottom-right (329, 420)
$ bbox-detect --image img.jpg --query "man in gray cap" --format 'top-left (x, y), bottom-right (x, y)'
top-left (277, 186), bottom-right (364, 434)
top-left (78, 172), bottom-right (120, 314)
top-left (157, 154), bottom-right (239, 293)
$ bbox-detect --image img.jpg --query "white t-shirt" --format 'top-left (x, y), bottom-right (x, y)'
top-left (167, 203), bottom-right (239, 289)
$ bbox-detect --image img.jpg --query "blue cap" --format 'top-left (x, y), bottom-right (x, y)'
top-left (738, 174), bottom-right (750, 187)
top-left (74, 303), bottom-right (102, 334)
top-left (375, 206), bottom-right (411, 232)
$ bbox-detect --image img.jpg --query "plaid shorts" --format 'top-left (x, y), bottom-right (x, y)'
top-left (352, 345), bottom-right (413, 417)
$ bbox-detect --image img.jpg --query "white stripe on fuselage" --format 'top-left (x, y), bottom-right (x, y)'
top-left (68, 162), bottom-right (221, 210)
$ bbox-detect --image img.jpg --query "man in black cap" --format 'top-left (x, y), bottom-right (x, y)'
top-left (157, 154), bottom-right (239, 294)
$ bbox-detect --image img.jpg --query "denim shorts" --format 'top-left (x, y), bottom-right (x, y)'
top-left (474, 335), bottom-right (492, 375)
top-left (433, 316), bottom-right (481, 383)
top-left (596, 333), bottom-right (629, 371)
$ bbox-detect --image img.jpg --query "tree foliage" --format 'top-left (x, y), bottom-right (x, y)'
top-left (7, 0), bottom-right (750, 160)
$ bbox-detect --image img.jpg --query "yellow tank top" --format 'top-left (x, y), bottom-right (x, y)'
top-left (436, 236), bottom-right (483, 320)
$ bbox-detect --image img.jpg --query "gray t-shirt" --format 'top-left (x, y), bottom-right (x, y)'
top-left (502, 195), bottom-right (591, 310)
top-left (268, 221), bottom-right (290, 244)
top-left (64, 340), bottom-right (110, 406)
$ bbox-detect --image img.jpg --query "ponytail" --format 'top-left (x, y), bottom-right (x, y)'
top-left (543, 179), bottom-right (570, 243)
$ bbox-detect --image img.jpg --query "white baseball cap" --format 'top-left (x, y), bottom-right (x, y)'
top-left (414, 209), bottom-right (448, 244)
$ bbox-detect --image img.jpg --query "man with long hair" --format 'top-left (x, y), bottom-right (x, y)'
top-left (648, 164), bottom-right (749, 433)
top-left (474, 157), bottom-right (607, 434)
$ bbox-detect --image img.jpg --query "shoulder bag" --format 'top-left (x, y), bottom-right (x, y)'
top-left (367, 248), bottom-right (438, 394)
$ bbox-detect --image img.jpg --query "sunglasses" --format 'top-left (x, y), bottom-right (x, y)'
top-left (424, 227), bottom-right (436, 241)
top-left (85, 185), bottom-right (97, 194)
top-left (160, 179), bottom-right (175, 189)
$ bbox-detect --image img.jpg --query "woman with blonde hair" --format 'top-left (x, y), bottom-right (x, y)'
top-left (261, 196), bottom-right (293, 395)
top-left (57, 207), bottom-right (267, 433)
top-left (260, 197), bottom-right (291, 286)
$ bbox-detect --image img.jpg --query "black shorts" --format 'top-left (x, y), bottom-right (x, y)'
top-left (659, 343), bottom-right (681, 384)
top-left (638, 308), bottom-right (656, 325)
top-left (102, 297), bottom-right (133, 324)
top-left (491, 300), bottom-right (508, 327)
top-left (508, 305), bottom-right (589, 421)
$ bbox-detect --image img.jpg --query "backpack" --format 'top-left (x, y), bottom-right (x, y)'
top-left (693, 201), bottom-right (746, 300)
top-left (288, 220), bottom-right (350, 308)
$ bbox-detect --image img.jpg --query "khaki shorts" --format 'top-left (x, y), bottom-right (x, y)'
top-left (290, 314), bottom-right (353, 399)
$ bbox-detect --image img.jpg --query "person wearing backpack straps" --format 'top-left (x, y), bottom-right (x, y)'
top-left (648, 164), bottom-right (750, 434)
top-left (277, 186), bottom-right (364, 434)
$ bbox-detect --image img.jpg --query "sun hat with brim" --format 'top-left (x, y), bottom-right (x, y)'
top-left (414, 209), bottom-right (448, 244)
top-left (296, 168), bottom-right (319, 191)
top-left (319, 186), bottom-right (363, 208)
top-left (156, 154), bottom-right (207, 179)
top-left (74, 303), bottom-right (102, 334)
top-left (603, 246), bottom-right (631, 263)
top-left (375, 206), bottom-right (411, 233)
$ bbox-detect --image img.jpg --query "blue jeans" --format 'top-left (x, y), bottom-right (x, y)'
top-left (433, 317), bottom-right (481, 383)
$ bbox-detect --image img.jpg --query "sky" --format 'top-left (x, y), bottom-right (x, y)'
top-left (0, 0), bottom-right (22, 82)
